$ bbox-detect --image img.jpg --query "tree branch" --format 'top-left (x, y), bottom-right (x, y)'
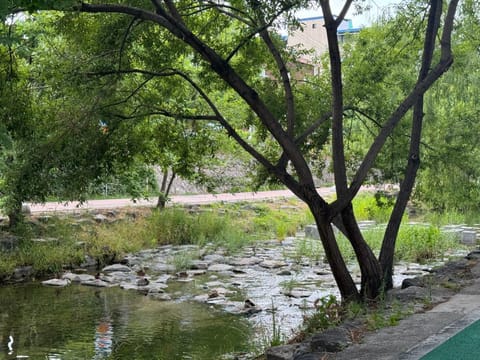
top-left (320, 0), bottom-right (349, 197)
top-left (259, 28), bottom-right (296, 138)
top-left (101, 76), bottom-right (154, 109)
top-left (174, 69), bottom-right (305, 196)
top-left (336, 0), bottom-right (353, 26)
top-left (163, 0), bottom-right (183, 20)
top-left (78, 1), bottom-right (315, 188)
top-left (118, 17), bottom-right (139, 70)
top-left (113, 111), bottom-right (219, 121)
top-left (332, 0), bottom-right (459, 215)
top-left (150, 0), bottom-right (164, 14)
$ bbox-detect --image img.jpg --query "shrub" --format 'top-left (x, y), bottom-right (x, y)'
top-left (395, 224), bottom-right (459, 263)
top-left (302, 295), bottom-right (343, 334)
top-left (352, 193), bottom-right (398, 223)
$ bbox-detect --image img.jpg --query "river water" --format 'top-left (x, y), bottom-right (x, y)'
top-left (0, 284), bottom-right (252, 359)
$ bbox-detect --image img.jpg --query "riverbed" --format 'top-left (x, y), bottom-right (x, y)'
top-left (2, 231), bottom-right (454, 360)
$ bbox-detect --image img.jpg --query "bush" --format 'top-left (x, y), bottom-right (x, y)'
top-left (395, 224), bottom-right (459, 263)
top-left (302, 295), bottom-right (343, 334)
top-left (352, 193), bottom-right (397, 223)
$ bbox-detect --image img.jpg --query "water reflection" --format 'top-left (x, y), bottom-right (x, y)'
top-left (7, 336), bottom-right (13, 355)
top-left (0, 284), bottom-right (252, 359)
top-left (94, 316), bottom-right (113, 359)
top-left (93, 291), bottom-right (113, 359)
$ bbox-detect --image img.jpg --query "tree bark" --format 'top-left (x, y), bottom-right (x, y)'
top-left (340, 205), bottom-right (383, 299)
top-left (157, 169), bottom-right (175, 209)
top-left (307, 196), bottom-right (360, 302)
top-left (380, 0), bottom-right (443, 289)
top-left (7, 202), bottom-right (23, 229)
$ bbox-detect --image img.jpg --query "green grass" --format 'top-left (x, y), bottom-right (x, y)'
top-left (168, 250), bottom-right (198, 272)
top-left (421, 209), bottom-right (480, 227)
top-left (0, 198), bottom-right (314, 280)
top-left (298, 294), bottom-right (414, 340)
top-left (0, 194), bottom-right (470, 282)
top-left (352, 193), bottom-right (397, 223)
top-left (334, 223), bottom-right (463, 263)
top-left (301, 295), bottom-right (343, 335)
top-left (0, 218), bottom-right (86, 277)
top-left (292, 237), bottom-right (323, 264)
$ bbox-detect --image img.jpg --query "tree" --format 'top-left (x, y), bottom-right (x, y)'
top-left (3, 0), bottom-right (460, 301)
top-left (414, 0), bottom-right (480, 213)
top-left (0, 12), bottom-right (147, 225)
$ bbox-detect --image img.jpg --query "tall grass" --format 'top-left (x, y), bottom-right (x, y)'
top-left (88, 207), bottom-right (251, 256)
top-left (352, 193), bottom-right (396, 223)
top-left (0, 218), bottom-right (85, 277)
top-left (421, 209), bottom-right (480, 227)
top-left (334, 224), bottom-right (463, 263)
top-left (249, 202), bottom-right (313, 240)
top-left (147, 208), bottom-right (250, 252)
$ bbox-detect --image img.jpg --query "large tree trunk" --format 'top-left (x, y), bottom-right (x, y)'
top-left (340, 205), bottom-right (383, 299)
top-left (7, 201), bottom-right (23, 229)
top-left (308, 200), bottom-right (360, 302)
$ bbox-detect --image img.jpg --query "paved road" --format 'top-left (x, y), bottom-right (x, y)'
top-left (26, 187), bottom-right (339, 213)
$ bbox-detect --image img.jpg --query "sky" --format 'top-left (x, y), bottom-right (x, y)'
top-left (296, 0), bottom-right (400, 28)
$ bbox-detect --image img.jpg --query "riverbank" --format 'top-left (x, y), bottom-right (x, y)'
top-left (266, 251), bottom-right (480, 359)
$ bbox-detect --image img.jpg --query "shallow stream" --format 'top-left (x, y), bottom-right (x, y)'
top-left (0, 284), bottom-right (252, 359)
top-left (0, 234), bottom-right (453, 359)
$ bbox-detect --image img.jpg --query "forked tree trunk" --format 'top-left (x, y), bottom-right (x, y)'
top-left (340, 205), bottom-right (383, 299)
top-left (157, 170), bottom-right (176, 209)
top-left (76, 0), bottom-right (459, 304)
top-left (308, 201), bottom-right (360, 302)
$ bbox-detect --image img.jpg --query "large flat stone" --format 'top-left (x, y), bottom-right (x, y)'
top-left (259, 260), bottom-right (287, 269)
top-left (208, 264), bottom-right (234, 272)
top-left (102, 264), bottom-right (132, 273)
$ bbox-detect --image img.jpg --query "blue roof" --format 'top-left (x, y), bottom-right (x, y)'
top-left (299, 16), bottom-right (324, 21)
top-left (299, 16), bottom-right (352, 22)
top-left (337, 27), bottom-right (362, 34)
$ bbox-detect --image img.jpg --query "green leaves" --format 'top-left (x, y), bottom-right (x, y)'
top-left (2, 0), bottom-right (77, 13)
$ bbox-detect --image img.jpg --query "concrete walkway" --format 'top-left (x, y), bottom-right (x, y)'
top-left (329, 261), bottom-right (480, 360)
top-left (26, 187), bottom-right (338, 213)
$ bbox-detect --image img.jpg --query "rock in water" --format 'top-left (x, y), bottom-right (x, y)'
top-left (42, 278), bottom-right (71, 287)
top-left (102, 264), bottom-right (132, 273)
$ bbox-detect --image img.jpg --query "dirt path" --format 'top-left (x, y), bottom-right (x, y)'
top-left (26, 187), bottom-right (341, 213)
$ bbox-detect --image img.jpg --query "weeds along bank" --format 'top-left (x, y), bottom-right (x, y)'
top-left (0, 199), bottom-right (312, 282)
top-left (0, 195), bottom-right (472, 283)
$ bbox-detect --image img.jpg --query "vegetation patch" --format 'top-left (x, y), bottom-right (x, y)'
top-left (0, 199), bottom-right (313, 281)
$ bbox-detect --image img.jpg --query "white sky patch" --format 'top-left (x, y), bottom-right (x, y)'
top-left (297, 0), bottom-right (400, 27)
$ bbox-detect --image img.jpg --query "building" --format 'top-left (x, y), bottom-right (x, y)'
top-left (287, 16), bottom-right (362, 76)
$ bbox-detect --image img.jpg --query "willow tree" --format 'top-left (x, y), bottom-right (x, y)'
top-left (4, 0), bottom-right (460, 301)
